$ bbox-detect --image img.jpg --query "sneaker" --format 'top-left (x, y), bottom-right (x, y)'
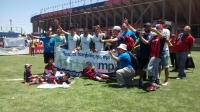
top-left (162, 82), bottom-right (168, 86)
top-left (29, 82), bottom-right (35, 85)
top-left (146, 85), bottom-right (155, 91)
top-left (176, 77), bottom-right (183, 79)
top-left (118, 84), bottom-right (127, 88)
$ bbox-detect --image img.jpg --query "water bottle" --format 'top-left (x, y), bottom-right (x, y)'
top-left (63, 82), bottom-right (67, 89)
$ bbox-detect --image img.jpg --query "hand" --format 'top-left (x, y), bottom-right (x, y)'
top-left (150, 27), bottom-right (157, 32)
top-left (99, 39), bottom-right (104, 43)
top-left (124, 18), bottom-right (129, 25)
top-left (106, 42), bottom-right (111, 46)
top-left (54, 19), bottom-right (58, 25)
top-left (49, 26), bottom-right (52, 31)
top-left (76, 47), bottom-right (81, 51)
top-left (139, 31), bottom-right (143, 38)
top-left (93, 49), bottom-right (98, 53)
top-left (57, 46), bottom-right (61, 48)
top-left (109, 51), bottom-right (113, 56)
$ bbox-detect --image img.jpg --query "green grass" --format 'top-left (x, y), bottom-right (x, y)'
top-left (0, 52), bottom-right (200, 112)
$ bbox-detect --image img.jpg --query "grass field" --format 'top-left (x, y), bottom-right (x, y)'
top-left (0, 52), bottom-right (200, 112)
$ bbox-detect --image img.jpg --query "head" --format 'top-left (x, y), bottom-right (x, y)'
top-left (70, 27), bottom-right (75, 35)
top-left (183, 26), bottom-right (191, 34)
top-left (122, 23), bottom-right (128, 31)
top-left (157, 19), bottom-right (165, 26)
top-left (112, 26), bottom-right (121, 36)
top-left (52, 67), bottom-right (57, 74)
top-left (24, 64), bottom-right (32, 71)
top-left (171, 34), bottom-right (176, 39)
top-left (47, 31), bottom-right (52, 37)
top-left (155, 24), bottom-right (163, 33)
top-left (106, 29), bottom-right (112, 38)
top-left (143, 22), bottom-right (151, 33)
top-left (63, 72), bottom-right (71, 80)
top-left (94, 27), bottom-right (100, 35)
top-left (48, 58), bottom-right (54, 65)
top-left (86, 62), bottom-right (91, 68)
top-left (56, 29), bottom-right (62, 35)
top-left (84, 27), bottom-right (89, 35)
top-left (117, 44), bottom-right (127, 54)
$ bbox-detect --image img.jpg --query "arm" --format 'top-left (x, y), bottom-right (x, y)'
top-left (54, 19), bottom-right (67, 34)
top-left (109, 51), bottom-right (119, 62)
top-left (28, 34), bottom-right (39, 39)
top-left (124, 18), bottom-right (136, 33)
top-left (139, 32), bottom-right (150, 44)
top-left (151, 28), bottom-right (163, 39)
top-left (53, 79), bottom-right (58, 85)
top-left (102, 38), bottom-right (119, 43)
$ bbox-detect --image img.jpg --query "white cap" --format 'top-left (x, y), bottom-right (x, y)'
top-left (112, 26), bottom-right (121, 31)
top-left (117, 44), bottom-right (127, 51)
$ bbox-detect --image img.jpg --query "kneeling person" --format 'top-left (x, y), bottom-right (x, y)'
top-left (109, 44), bottom-right (135, 87)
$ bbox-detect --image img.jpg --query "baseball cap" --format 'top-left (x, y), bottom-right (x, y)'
top-left (144, 22), bottom-right (151, 27)
top-left (24, 64), bottom-right (32, 69)
top-left (155, 24), bottom-right (163, 29)
top-left (112, 26), bottom-right (121, 31)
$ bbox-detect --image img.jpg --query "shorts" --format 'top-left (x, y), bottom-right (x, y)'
top-left (160, 50), bottom-right (169, 68)
top-left (138, 57), bottom-right (149, 69)
top-left (93, 73), bottom-right (103, 79)
top-left (43, 52), bottom-right (54, 63)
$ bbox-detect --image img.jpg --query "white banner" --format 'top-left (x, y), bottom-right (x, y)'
top-left (0, 38), bottom-right (29, 55)
top-left (55, 48), bottom-right (117, 76)
top-left (4, 38), bottom-right (27, 48)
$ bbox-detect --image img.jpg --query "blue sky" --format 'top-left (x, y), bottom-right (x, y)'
top-left (0, 0), bottom-right (106, 34)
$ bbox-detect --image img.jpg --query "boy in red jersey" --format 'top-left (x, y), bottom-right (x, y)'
top-left (79, 62), bottom-right (109, 82)
top-left (139, 24), bottom-right (166, 91)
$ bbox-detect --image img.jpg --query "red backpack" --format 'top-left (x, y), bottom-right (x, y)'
top-left (122, 35), bottom-right (135, 52)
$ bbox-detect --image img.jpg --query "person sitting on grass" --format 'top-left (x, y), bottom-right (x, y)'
top-left (24, 64), bottom-right (38, 85)
top-left (40, 67), bottom-right (63, 84)
top-left (44, 58), bottom-right (55, 76)
top-left (79, 62), bottom-right (110, 82)
top-left (53, 72), bottom-right (74, 86)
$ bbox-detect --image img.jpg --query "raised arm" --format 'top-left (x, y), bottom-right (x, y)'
top-left (124, 18), bottom-right (136, 33)
top-left (101, 38), bottom-right (119, 43)
top-left (54, 19), bottom-right (67, 34)
top-left (151, 28), bottom-right (163, 39)
top-left (28, 34), bottom-right (39, 39)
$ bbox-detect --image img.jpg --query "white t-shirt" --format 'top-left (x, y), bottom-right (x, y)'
top-left (162, 28), bottom-right (170, 51)
top-left (91, 33), bottom-right (104, 51)
top-left (51, 34), bottom-right (66, 51)
top-left (66, 33), bottom-right (80, 51)
top-left (80, 34), bottom-right (93, 51)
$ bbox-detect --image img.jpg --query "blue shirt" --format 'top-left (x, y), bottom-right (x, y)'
top-left (39, 36), bottom-right (55, 53)
top-left (123, 30), bottom-right (137, 40)
top-left (118, 52), bottom-right (132, 69)
top-left (135, 30), bottom-right (152, 58)
top-left (116, 34), bottom-right (125, 46)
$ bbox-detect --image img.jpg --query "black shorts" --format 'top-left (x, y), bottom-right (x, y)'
top-left (138, 56), bottom-right (149, 69)
top-left (43, 52), bottom-right (54, 63)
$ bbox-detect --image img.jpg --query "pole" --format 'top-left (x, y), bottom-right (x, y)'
top-left (10, 19), bottom-right (12, 32)
top-left (189, 0), bottom-right (192, 26)
top-left (70, 0), bottom-right (72, 27)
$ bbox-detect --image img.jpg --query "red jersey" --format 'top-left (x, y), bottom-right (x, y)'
top-left (175, 33), bottom-right (194, 52)
top-left (148, 35), bottom-right (166, 58)
top-left (169, 39), bottom-right (176, 53)
top-left (44, 64), bottom-right (55, 75)
top-left (82, 67), bottom-right (95, 79)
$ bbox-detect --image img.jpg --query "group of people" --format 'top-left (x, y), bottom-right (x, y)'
top-left (26, 18), bottom-right (194, 91)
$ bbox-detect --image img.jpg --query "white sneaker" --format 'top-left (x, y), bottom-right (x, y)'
top-left (162, 82), bottom-right (168, 86)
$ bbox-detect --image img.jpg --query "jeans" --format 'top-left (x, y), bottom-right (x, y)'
top-left (148, 57), bottom-right (161, 84)
top-left (176, 51), bottom-right (188, 77)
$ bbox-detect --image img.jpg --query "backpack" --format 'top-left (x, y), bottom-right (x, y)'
top-left (122, 35), bottom-right (135, 52)
top-left (128, 52), bottom-right (139, 73)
